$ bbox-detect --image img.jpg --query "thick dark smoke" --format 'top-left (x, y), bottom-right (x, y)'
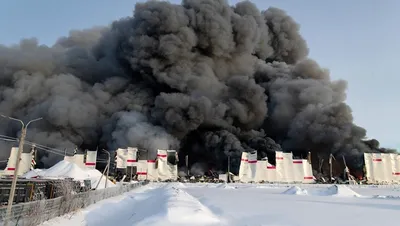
top-left (0, 0), bottom-right (393, 173)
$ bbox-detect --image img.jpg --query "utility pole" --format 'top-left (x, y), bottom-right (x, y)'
top-left (103, 149), bottom-right (110, 189)
top-left (31, 145), bottom-right (37, 170)
top-left (131, 166), bottom-right (133, 182)
top-left (185, 155), bottom-right (189, 177)
top-left (95, 149), bottom-right (111, 189)
top-left (329, 153), bottom-right (336, 183)
top-left (1, 115), bottom-right (42, 226)
top-left (95, 164), bottom-right (108, 189)
top-left (227, 154), bottom-right (231, 183)
top-left (342, 155), bottom-right (351, 183)
top-left (33, 146), bottom-right (37, 164)
top-left (146, 150), bottom-right (149, 180)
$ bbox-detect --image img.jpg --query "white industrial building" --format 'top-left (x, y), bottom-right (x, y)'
top-left (3, 147), bottom-right (36, 176)
top-left (114, 148), bottom-right (178, 181)
top-left (3, 143), bottom-right (399, 185)
top-left (363, 152), bottom-right (400, 184)
top-left (238, 151), bottom-right (314, 184)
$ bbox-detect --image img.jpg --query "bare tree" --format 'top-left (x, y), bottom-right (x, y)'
top-left (56, 180), bottom-right (81, 218)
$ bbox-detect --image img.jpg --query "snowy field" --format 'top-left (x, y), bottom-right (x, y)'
top-left (40, 182), bottom-right (400, 226)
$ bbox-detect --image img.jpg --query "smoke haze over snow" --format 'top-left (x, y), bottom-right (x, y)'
top-left (0, 0), bottom-right (393, 173)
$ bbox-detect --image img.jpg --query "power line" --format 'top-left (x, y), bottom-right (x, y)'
top-left (0, 135), bottom-right (18, 142)
top-left (0, 138), bottom-right (17, 142)
top-left (24, 140), bottom-right (73, 156)
top-left (0, 134), bottom-right (110, 163)
top-left (0, 134), bottom-right (19, 140)
top-left (0, 135), bottom-right (74, 156)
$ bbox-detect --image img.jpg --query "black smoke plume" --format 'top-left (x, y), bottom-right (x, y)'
top-left (0, 0), bottom-right (393, 174)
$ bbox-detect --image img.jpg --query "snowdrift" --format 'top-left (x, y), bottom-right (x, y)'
top-left (372, 195), bottom-right (400, 200)
top-left (316, 185), bottom-right (362, 197)
top-left (163, 187), bottom-right (221, 225)
top-left (43, 160), bottom-right (90, 180)
top-left (23, 160), bottom-right (115, 189)
top-left (55, 183), bottom-right (222, 226)
top-left (282, 185), bottom-right (362, 198)
top-left (282, 186), bottom-right (308, 195)
top-left (166, 182), bottom-right (187, 189)
top-left (23, 169), bottom-right (45, 178)
top-left (136, 186), bottom-right (222, 226)
top-left (216, 184), bottom-right (238, 189)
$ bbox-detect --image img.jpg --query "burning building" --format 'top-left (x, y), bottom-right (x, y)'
top-left (0, 0), bottom-right (394, 177)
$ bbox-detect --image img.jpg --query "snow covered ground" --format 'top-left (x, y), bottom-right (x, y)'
top-left (40, 182), bottom-right (400, 226)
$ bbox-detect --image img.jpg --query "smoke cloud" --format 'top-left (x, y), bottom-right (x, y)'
top-left (0, 0), bottom-right (392, 174)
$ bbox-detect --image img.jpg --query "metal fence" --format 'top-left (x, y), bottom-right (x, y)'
top-left (0, 181), bottom-right (148, 226)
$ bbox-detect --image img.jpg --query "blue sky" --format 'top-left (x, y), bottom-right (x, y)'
top-left (0, 0), bottom-right (399, 149)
